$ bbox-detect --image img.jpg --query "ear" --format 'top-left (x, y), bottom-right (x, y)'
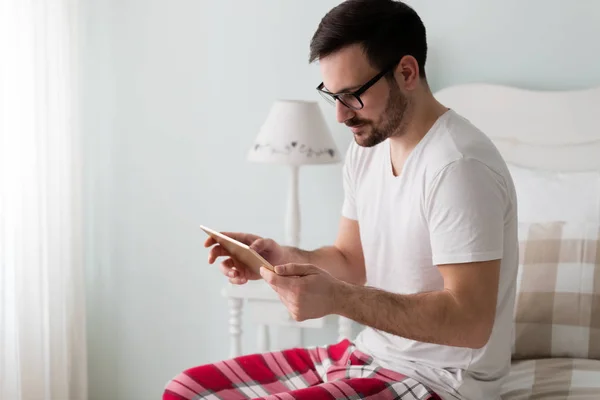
top-left (395, 55), bottom-right (420, 91)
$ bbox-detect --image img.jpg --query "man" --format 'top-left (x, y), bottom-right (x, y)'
top-left (164, 0), bottom-right (518, 399)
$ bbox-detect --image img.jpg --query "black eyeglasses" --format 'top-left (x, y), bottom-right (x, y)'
top-left (316, 62), bottom-right (398, 110)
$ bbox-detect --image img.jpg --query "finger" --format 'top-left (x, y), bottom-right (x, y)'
top-left (204, 236), bottom-right (217, 247)
top-left (220, 232), bottom-right (256, 246)
top-left (219, 259), bottom-right (246, 279)
top-left (274, 263), bottom-right (318, 276)
top-left (218, 258), bottom-right (235, 277)
top-left (208, 245), bottom-right (231, 264)
top-left (260, 266), bottom-right (278, 284)
top-left (250, 238), bottom-right (273, 253)
top-left (260, 267), bottom-right (283, 296)
top-left (228, 276), bottom-right (248, 285)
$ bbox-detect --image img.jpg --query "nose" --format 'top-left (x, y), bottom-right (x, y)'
top-left (335, 100), bottom-right (354, 124)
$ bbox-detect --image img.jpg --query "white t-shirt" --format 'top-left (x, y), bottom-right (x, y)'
top-left (342, 109), bottom-right (518, 400)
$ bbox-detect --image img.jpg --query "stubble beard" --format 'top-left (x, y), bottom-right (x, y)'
top-left (354, 80), bottom-right (410, 148)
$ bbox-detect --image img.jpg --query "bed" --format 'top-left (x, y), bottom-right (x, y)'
top-left (222, 83), bottom-right (600, 399)
top-left (434, 83), bottom-right (600, 399)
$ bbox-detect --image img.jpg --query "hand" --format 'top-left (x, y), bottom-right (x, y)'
top-left (260, 263), bottom-right (344, 321)
top-left (205, 232), bottom-right (286, 284)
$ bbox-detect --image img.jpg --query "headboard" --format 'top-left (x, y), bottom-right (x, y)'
top-left (434, 83), bottom-right (600, 172)
top-left (223, 84), bottom-right (600, 357)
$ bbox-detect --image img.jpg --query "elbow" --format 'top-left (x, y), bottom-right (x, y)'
top-left (465, 318), bottom-right (494, 349)
top-left (446, 304), bottom-right (494, 349)
top-left (469, 330), bottom-right (492, 349)
top-left (446, 292), bottom-right (496, 349)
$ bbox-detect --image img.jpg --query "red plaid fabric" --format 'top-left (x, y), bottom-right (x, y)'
top-left (163, 339), bottom-right (441, 400)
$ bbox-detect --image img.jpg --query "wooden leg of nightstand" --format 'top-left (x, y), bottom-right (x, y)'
top-left (228, 297), bottom-right (243, 358)
top-left (338, 316), bottom-right (353, 342)
top-left (257, 324), bottom-right (270, 353)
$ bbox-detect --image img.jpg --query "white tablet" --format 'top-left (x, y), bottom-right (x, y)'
top-left (200, 225), bottom-right (275, 274)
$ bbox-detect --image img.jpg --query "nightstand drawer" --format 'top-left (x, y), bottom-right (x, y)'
top-left (247, 299), bottom-right (325, 329)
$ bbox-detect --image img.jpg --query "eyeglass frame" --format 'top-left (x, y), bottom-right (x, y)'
top-left (316, 61), bottom-right (400, 111)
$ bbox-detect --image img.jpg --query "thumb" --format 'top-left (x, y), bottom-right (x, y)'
top-left (275, 263), bottom-right (318, 276)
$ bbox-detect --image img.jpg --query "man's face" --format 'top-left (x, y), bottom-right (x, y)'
top-left (319, 44), bottom-right (410, 147)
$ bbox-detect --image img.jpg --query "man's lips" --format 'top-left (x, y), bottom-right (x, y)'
top-left (349, 124), bottom-right (365, 134)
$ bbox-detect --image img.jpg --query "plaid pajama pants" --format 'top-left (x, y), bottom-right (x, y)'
top-left (163, 339), bottom-right (441, 400)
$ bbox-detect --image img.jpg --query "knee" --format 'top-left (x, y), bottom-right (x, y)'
top-left (162, 364), bottom-right (214, 400)
top-left (162, 369), bottom-right (196, 400)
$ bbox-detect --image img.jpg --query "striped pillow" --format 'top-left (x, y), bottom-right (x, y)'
top-left (513, 222), bottom-right (600, 360)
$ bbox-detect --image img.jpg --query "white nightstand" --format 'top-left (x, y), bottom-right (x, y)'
top-left (221, 280), bottom-right (354, 357)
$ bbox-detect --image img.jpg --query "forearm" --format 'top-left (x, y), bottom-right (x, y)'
top-left (283, 246), bottom-right (365, 285)
top-left (334, 283), bottom-right (491, 348)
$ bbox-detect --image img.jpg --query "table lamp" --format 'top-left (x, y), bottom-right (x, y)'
top-left (247, 100), bottom-right (341, 247)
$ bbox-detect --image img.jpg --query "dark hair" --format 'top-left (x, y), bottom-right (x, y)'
top-left (309, 0), bottom-right (428, 78)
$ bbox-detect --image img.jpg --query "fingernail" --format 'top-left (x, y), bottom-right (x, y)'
top-left (275, 265), bottom-right (283, 274)
top-left (228, 271), bottom-right (235, 277)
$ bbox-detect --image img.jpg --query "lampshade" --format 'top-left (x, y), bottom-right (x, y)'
top-left (247, 100), bottom-right (341, 166)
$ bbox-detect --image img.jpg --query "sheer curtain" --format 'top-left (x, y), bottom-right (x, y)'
top-left (0, 0), bottom-right (87, 399)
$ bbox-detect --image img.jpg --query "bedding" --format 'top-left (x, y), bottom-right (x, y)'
top-left (507, 164), bottom-right (600, 223)
top-left (433, 82), bottom-right (600, 400)
top-left (501, 358), bottom-right (600, 399)
top-left (513, 221), bottom-right (600, 360)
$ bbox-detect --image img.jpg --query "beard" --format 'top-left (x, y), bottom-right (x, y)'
top-left (346, 80), bottom-right (409, 148)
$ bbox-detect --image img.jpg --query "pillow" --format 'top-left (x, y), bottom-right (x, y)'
top-left (512, 221), bottom-right (600, 360)
top-left (508, 164), bottom-right (600, 223)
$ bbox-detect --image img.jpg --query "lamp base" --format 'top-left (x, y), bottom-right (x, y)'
top-left (285, 165), bottom-right (300, 248)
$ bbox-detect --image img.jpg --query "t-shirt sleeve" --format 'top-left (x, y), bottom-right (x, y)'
top-left (425, 158), bottom-right (506, 265)
top-left (341, 146), bottom-right (358, 220)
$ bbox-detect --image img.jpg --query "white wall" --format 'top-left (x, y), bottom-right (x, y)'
top-left (82, 1), bottom-right (600, 399)
top-left (81, 1), bottom-right (119, 398)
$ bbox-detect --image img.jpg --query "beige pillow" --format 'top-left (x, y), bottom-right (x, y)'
top-left (513, 221), bottom-right (600, 360)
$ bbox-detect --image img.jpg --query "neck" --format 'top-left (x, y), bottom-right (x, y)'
top-left (390, 94), bottom-right (448, 151)
top-left (388, 93), bottom-right (448, 176)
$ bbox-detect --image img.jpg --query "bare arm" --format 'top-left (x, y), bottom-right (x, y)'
top-left (333, 259), bottom-right (501, 348)
top-left (206, 217), bottom-right (365, 285)
top-left (284, 217), bottom-right (366, 286)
